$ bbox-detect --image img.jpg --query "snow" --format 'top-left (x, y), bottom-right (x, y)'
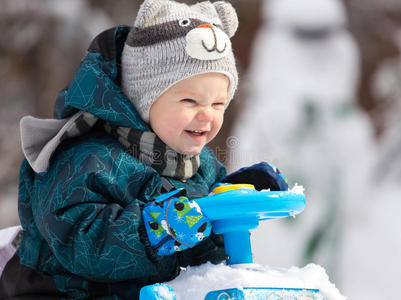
top-left (338, 27), bottom-right (401, 300)
top-left (289, 183), bottom-right (305, 195)
top-left (372, 29), bottom-right (401, 180)
top-left (166, 262), bottom-right (345, 300)
top-left (157, 284), bottom-right (176, 299)
top-left (267, 0), bottom-right (347, 29)
top-left (338, 184), bottom-right (401, 300)
top-left (44, 0), bottom-right (113, 39)
top-left (228, 0), bottom-right (391, 299)
top-left (1, 1), bottom-right (400, 298)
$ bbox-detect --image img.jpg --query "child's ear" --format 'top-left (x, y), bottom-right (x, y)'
top-left (134, 0), bottom-right (167, 28)
top-left (213, 1), bottom-right (239, 38)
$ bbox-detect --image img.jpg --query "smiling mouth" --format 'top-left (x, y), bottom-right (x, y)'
top-left (185, 130), bottom-right (207, 137)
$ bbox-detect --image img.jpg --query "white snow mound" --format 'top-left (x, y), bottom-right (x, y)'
top-left (290, 183), bottom-right (305, 195)
top-left (166, 262), bottom-right (345, 300)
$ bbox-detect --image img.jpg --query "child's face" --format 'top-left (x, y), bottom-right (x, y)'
top-left (149, 73), bottom-right (229, 155)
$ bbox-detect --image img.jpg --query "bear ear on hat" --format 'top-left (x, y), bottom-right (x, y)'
top-left (213, 1), bottom-right (239, 38)
top-left (135, 0), bottom-right (167, 28)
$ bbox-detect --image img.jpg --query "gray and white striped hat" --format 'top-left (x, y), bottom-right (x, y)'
top-left (121, 0), bottom-right (239, 123)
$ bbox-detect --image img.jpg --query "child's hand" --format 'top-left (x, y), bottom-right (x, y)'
top-left (142, 189), bottom-right (211, 256)
top-left (221, 162), bottom-right (288, 191)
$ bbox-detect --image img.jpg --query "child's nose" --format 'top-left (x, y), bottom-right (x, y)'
top-left (196, 107), bottom-right (213, 122)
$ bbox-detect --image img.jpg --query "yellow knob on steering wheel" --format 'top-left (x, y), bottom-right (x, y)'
top-left (211, 183), bottom-right (255, 194)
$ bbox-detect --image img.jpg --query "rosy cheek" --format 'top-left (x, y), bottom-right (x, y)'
top-left (172, 120), bottom-right (188, 135)
top-left (214, 114), bottom-right (224, 129)
top-left (208, 117), bottom-right (222, 139)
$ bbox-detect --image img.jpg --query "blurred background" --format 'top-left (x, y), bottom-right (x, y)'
top-left (1, 0), bottom-right (401, 298)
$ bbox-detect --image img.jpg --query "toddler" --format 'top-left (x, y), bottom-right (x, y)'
top-left (0, 0), bottom-right (287, 299)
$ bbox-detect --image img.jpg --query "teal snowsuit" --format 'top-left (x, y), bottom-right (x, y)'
top-left (13, 26), bottom-right (227, 299)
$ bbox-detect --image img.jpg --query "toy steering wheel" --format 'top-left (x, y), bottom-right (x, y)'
top-left (195, 184), bottom-right (305, 265)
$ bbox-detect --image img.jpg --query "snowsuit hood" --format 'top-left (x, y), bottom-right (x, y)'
top-left (20, 26), bottom-right (150, 174)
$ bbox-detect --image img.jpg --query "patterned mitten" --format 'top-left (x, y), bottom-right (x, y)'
top-left (221, 162), bottom-right (288, 191)
top-left (143, 189), bottom-right (212, 256)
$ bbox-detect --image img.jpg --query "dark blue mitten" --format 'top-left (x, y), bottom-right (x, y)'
top-left (142, 189), bottom-right (212, 256)
top-left (221, 162), bottom-right (288, 191)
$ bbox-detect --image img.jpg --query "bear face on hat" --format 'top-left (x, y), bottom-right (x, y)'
top-left (121, 0), bottom-right (239, 123)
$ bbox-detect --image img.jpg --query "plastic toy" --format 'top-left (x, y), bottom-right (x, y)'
top-left (139, 184), bottom-right (326, 299)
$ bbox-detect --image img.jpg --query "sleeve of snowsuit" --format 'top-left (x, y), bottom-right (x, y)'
top-left (31, 136), bottom-right (178, 282)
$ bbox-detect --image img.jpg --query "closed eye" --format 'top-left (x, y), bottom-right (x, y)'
top-left (181, 98), bottom-right (197, 104)
top-left (213, 102), bottom-right (226, 108)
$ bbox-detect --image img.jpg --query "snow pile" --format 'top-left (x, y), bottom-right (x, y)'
top-left (289, 183), bottom-right (305, 195)
top-left (156, 285), bottom-right (176, 299)
top-left (167, 262), bottom-right (345, 300)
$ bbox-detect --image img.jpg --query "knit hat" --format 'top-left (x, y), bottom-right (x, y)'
top-left (121, 0), bottom-right (239, 123)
